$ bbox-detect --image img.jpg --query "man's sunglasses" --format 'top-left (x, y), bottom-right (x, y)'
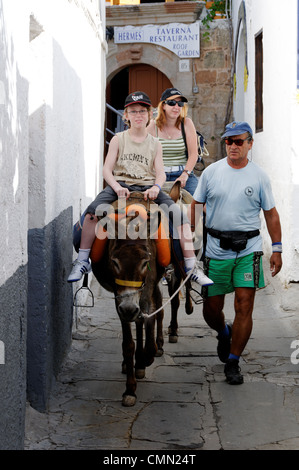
top-left (225, 137), bottom-right (251, 146)
top-left (164, 100), bottom-right (185, 107)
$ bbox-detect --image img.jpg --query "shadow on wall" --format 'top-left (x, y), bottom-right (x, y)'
top-left (0, 0), bottom-right (29, 449)
top-left (27, 37), bottom-right (86, 412)
top-left (0, 265), bottom-right (27, 450)
top-left (27, 208), bottom-right (74, 412)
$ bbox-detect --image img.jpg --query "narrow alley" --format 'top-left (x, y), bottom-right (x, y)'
top-left (24, 276), bottom-right (299, 451)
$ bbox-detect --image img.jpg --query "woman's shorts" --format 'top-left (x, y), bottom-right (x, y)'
top-left (203, 251), bottom-right (265, 297)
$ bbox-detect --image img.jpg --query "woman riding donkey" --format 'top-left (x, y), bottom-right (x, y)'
top-left (147, 87), bottom-right (199, 196)
top-left (68, 91), bottom-right (213, 288)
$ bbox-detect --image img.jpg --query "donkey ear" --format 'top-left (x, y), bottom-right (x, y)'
top-left (169, 181), bottom-right (181, 203)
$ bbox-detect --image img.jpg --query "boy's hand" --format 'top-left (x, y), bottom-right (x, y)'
top-left (114, 184), bottom-right (130, 199)
top-left (144, 185), bottom-right (160, 201)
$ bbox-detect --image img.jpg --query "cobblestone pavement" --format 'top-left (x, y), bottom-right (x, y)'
top-left (24, 275), bottom-right (299, 451)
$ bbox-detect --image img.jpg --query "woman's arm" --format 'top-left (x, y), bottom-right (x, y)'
top-left (183, 117), bottom-right (198, 172)
top-left (177, 117), bottom-right (198, 189)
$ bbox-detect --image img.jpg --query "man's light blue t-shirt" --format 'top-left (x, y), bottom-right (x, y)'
top-left (193, 158), bottom-right (275, 259)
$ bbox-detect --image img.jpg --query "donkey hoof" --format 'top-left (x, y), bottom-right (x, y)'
top-left (155, 348), bottom-right (164, 357)
top-left (122, 395), bottom-right (136, 407)
top-left (135, 368), bottom-right (145, 379)
top-left (169, 334), bottom-right (178, 343)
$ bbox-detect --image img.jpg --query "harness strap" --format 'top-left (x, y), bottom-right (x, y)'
top-left (206, 228), bottom-right (260, 239)
top-left (115, 279), bottom-right (143, 288)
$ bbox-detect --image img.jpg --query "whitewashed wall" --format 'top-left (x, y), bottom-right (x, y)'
top-left (0, 0), bottom-right (107, 448)
top-left (0, 1), bottom-right (29, 287)
top-left (0, 0), bottom-right (29, 450)
top-left (232, 0), bottom-right (299, 283)
top-left (28, 0), bottom-right (106, 226)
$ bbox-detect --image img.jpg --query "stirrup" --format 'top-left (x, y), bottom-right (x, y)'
top-left (73, 274), bottom-right (94, 327)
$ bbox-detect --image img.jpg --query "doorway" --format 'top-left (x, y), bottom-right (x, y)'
top-left (106, 64), bottom-right (172, 143)
top-left (129, 63), bottom-right (172, 107)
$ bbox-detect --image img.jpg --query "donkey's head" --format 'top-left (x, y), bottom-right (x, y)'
top-left (109, 238), bottom-right (153, 322)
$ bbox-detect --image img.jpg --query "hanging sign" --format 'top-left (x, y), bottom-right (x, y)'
top-left (114, 22), bottom-right (200, 58)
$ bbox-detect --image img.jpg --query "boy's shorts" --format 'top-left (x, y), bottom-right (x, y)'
top-left (203, 251), bottom-right (265, 297)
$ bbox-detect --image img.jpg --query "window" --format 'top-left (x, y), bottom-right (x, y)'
top-left (255, 30), bottom-right (263, 133)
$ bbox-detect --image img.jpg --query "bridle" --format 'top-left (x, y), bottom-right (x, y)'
top-left (112, 237), bottom-right (149, 298)
top-left (115, 279), bottom-right (143, 288)
top-left (114, 282), bottom-right (145, 300)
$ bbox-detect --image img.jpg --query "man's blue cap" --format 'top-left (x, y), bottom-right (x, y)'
top-left (221, 121), bottom-right (253, 138)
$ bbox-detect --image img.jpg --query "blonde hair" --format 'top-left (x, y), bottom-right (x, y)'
top-left (155, 99), bottom-right (189, 130)
top-left (122, 106), bottom-right (152, 128)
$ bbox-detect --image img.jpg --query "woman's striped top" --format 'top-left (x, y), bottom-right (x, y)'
top-left (158, 137), bottom-right (187, 166)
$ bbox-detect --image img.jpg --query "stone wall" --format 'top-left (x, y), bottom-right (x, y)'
top-left (192, 20), bottom-right (232, 162)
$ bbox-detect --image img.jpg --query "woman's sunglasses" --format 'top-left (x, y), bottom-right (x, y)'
top-left (164, 100), bottom-right (185, 107)
top-left (225, 137), bottom-right (251, 146)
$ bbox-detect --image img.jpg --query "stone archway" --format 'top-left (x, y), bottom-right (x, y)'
top-left (107, 63), bottom-right (172, 111)
top-left (106, 42), bottom-right (195, 111)
top-left (105, 62), bottom-right (172, 139)
top-left (105, 42), bottom-right (196, 149)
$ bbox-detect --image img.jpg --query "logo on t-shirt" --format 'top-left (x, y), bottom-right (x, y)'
top-left (245, 186), bottom-right (254, 197)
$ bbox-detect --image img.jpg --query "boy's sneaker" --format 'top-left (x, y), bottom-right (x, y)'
top-left (224, 359), bottom-right (244, 385)
top-left (186, 262), bottom-right (214, 287)
top-left (67, 259), bottom-right (91, 282)
top-left (217, 323), bottom-right (232, 363)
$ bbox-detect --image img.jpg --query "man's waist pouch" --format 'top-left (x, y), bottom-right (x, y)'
top-left (206, 228), bottom-right (260, 252)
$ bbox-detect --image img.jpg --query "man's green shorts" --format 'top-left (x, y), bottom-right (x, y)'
top-left (203, 251), bottom-right (265, 297)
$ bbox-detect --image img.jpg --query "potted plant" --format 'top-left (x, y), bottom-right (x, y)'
top-left (203, 0), bottom-right (230, 23)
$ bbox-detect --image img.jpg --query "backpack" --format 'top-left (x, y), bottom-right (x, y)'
top-left (181, 119), bottom-right (209, 177)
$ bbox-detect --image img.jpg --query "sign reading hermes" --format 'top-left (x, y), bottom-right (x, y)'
top-left (114, 22), bottom-right (200, 58)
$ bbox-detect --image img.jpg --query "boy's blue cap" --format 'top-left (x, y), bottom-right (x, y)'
top-left (221, 121), bottom-right (253, 138)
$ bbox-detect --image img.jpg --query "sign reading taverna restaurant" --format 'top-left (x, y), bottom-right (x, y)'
top-left (114, 22), bottom-right (200, 58)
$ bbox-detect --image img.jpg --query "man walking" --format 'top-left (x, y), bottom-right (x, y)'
top-left (191, 121), bottom-right (282, 384)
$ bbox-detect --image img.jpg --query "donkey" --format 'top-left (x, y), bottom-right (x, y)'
top-left (91, 194), bottom-right (167, 406)
top-left (90, 185), bottom-right (202, 406)
top-left (163, 181), bottom-right (203, 343)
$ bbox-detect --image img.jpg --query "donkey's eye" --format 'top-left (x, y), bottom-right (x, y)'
top-left (141, 260), bottom-right (150, 271)
top-left (111, 258), bottom-right (120, 272)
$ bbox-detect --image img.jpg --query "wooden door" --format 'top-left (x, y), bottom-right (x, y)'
top-left (129, 64), bottom-right (172, 107)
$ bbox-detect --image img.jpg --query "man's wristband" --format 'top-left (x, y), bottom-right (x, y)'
top-left (153, 183), bottom-right (161, 191)
top-left (272, 242), bottom-right (282, 253)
